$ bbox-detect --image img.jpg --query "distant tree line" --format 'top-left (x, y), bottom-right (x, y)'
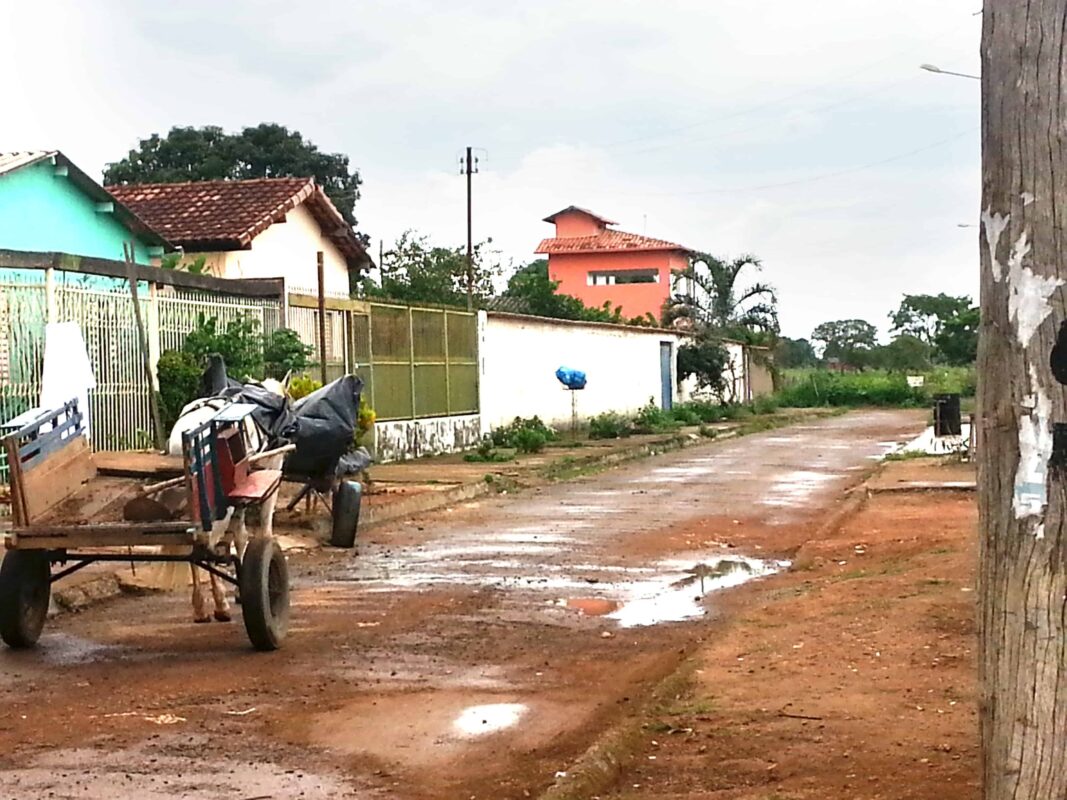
top-left (776, 293), bottom-right (979, 371)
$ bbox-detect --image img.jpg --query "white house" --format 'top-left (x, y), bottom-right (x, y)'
top-left (109, 177), bottom-right (370, 295)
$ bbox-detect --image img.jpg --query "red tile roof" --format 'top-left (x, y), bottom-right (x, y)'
top-left (107, 177), bottom-right (369, 268)
top-left (536, 228), bottom-right (689, 255)
top-left (542, 205), bottom-right (617, 226)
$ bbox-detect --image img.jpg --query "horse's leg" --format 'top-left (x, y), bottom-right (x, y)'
top-left (209, 571), bottom-right (231, 622)
top-left (191, 564), bottom-right (210, 623)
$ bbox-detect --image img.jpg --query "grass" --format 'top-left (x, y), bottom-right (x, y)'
top-left (775, 366), bottom-right (976, 409)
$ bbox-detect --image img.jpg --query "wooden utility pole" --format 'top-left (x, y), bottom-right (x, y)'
top-left (317, 251), bottom-right (328, 385)
top-left (979, 4), bottom-right (1067, 797)
top-left (123, 243), bottom-right (165, 451)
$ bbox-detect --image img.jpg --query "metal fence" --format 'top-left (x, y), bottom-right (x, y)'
top-left (287, 294), bottom-right (480, 421)
top-left (0, 268), bottom-right (283, 462)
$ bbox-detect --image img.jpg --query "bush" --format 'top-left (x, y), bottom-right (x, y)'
top-left (157, 350), bottom-right (201, 430)
top-left (491, 417), bottom-right (556, 450)
top-left (464, 436), bottom-right (512, 463)
top-left (588, 412), bottom-right (634, 439)
top-left (669, 405), bottom-right (702, 425)
top-left (511, 427), bottom-right (548, 454)
top-left (632, 400), bottom-right (680, 434)
top-left (263, 328), bottom-right (313, 379)
top-left (775, 370), bottom-right (927, 408)
top-left (183, 314), bottom-right (264, 380)
top-left (289, 375), bottom-right (322, 401)
top-left (751, 394), bottom-right (779, 415)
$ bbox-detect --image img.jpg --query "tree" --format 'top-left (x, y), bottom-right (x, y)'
top-left (873, 334), bottom-right (932, 372)
top-left (933, 305), bottom-right (979, 366)
top-left (774, 337), bottom-right (818, 369)
top-left (677, 331), bottom-right (729, 395)
top-left (363, 230), bottom-right (499, 307)
top-left (810, 319), bottom-right (877, 369)
top-left (889, 293), bottom-right (979, 365)
top-left (105, 123), bottom-right (367, 242)
top-left (979, 6), bottom-right (1067, 798)
top-left (666, 252), bottom-right (778, 334)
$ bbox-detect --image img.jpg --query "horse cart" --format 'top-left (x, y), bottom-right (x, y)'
top-left (0, 399), bottom-right (292, 651)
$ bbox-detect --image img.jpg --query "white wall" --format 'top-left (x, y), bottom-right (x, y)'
top-left (480, 311), bottom-right (686, 430)
top-left (198, 204), bottom-right (351, 296)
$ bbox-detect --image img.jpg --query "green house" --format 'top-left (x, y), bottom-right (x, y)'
top-left (0, 151), bottom-right (166, 264)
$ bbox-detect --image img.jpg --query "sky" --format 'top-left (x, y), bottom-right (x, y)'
top-left (0, 0), bottom-right (982, 340)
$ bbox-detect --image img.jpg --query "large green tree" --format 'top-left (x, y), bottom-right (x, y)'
top-left (666, 252), bottom-right (778, 334)
top-left (774, 336), bottom-right (817, 369)
top-left (811, 319), bottom-right (878, 369)
top-left (105, 123), bottom-right (367, 242)
top-left (363, 230), bottom-right (500, 307)
top-left (888, 293), bottom-right (979, 365)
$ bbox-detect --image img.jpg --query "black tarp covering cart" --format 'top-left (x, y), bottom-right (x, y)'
top-left (282, 375), bottom-right (371, 548)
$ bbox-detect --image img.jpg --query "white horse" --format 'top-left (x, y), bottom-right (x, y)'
top-left (163, 376), bottom-right (289, 623)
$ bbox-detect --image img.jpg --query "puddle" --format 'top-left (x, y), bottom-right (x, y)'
top-left (563, 597), bottom-right (620, 616)
top-left (453, 703), bottom-right (527, 737)
top-left (607, 555), bottom-right (787, 628)
top-left (761, 470), bottom-right (838, 506)
top-left (34, 633), bottom-right (126, 665)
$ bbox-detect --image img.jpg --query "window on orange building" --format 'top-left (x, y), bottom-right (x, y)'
top-left (586, 269), bottom-right (659, 286)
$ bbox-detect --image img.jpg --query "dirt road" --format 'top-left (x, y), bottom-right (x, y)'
top-left (0, 410), bottom-right (922, 799)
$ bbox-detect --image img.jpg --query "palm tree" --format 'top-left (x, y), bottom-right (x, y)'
top-left (666, 252), bottom-right (778, 335)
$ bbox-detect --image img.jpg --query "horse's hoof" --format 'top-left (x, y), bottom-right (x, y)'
top-left (194, 616), bottom-right (212, 624)
top-left (213, 610), bottom-right (232, 622)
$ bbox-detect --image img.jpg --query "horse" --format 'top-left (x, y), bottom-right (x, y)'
top-left (162, 375), bottom-right (290, 623)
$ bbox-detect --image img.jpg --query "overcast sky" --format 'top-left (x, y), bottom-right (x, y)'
top-left (1, 1), bottom-right (981, 339)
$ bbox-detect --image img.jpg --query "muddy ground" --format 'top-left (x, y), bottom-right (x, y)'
top-left (602, 467), bottom-right (979, 800)
top-left (0, 410), bottom-right (925, 799)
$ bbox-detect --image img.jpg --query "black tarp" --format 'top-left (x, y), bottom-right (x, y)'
top-left (284, 375), bottom-right (366, 481)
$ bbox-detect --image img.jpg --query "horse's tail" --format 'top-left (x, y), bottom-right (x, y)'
top-left (135, 545), bottom-right (191, 591)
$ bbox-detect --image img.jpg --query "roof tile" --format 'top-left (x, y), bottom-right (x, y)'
top-left (536, 228), bottom-right (688, 255)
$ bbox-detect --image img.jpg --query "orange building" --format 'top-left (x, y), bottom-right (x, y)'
top-left (535, 206), bottom-right (691, 321)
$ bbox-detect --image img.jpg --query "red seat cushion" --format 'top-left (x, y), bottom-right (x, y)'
top-left (228, 470), bottom-right (282, 504)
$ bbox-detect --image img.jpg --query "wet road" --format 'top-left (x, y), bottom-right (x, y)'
top-left (0, 409), bottom-right (923, 800)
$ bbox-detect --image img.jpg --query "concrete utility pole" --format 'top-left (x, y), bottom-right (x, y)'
top-left (979, 4), bottom-right (1067, 798)
top-left (461, 146), bottom-right (479, 310)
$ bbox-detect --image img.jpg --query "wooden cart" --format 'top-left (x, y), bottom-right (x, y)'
top-left (0, 399), bottom-right (290, 651)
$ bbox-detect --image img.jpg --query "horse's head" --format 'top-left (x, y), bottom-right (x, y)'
top-left (257, 371), bottom-right (290, 398)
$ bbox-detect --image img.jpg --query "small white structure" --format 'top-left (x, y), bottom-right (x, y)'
top-left (109, 177), bottom-right (371, 296)
top-left (479, 311), bottom-right (688, 430)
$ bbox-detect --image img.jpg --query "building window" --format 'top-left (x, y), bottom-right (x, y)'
top-left (586, 269), bottom-right (659, 286)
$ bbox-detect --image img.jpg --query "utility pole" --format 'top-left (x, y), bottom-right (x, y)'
top-left (460, 146), bottom-right (479, 310)
top-left (979, 4), bottom-right (1067, 798)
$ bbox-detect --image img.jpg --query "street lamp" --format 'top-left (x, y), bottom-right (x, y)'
top-left (920, 63), bottom-right (980, 80)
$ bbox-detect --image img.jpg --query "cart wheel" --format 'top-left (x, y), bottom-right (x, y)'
top-left (239, 538), bottom-right (289, 651)
top-left (0, 551), bottom-right (51, 648)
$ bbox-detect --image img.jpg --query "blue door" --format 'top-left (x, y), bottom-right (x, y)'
top-left (659, 342), bottom-right (673, 410)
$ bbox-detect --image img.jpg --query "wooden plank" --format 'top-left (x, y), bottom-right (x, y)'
top-left (4, 434), bottom-right (26, 527)
top-left (0, 249), bottom-right (285, 298)
top-left (20, 437), bottom-right (96, 523)
top-left (94, 450), bottom-right (183, 479)
top-left (287, 292), bottom-right (370, 313)
top-left (13, 520), bottom-right (196, 549)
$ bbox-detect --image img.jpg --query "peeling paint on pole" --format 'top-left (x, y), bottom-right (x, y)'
top-left (981, 207), bottom-right (1010, 280)
top-left (1005, 231), bottom-right (1063, 346)
top-left (1013, 364), bottom-right (1053, 532)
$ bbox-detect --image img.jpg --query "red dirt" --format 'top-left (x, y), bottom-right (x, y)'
top-left (601, 475), bottom-right (979, 799)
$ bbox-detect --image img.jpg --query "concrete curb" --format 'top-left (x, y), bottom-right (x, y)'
top-left (536, 658), bottom-right (698, 800)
